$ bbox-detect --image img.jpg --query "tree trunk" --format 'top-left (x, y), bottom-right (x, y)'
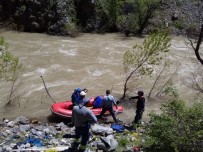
top-left (194, 24), bottom-right (203, 65)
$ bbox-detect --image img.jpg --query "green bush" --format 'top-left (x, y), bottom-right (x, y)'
top-left (0, 37), bottom-right (20, 81)
top-left (142, 99), bottom-right (203, 152)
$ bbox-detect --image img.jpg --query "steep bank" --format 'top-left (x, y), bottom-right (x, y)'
top-left (0, 0), bottom-right (201, 35)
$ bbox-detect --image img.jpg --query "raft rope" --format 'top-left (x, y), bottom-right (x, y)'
top-left (40, 76), bottom-right (56, 103)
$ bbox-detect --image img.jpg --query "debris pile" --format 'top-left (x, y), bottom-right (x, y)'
top-left (0, 116), bottom-right (144, 152)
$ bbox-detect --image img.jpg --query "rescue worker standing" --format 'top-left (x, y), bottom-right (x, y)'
top-left (129, 90), bottom-right (145, 124)
top-left (70, 91), bottom-right (98, 152)
top-left (98, 90), bottom-right (118, 123)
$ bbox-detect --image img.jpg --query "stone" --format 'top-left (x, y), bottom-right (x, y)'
top-left (5, 146), bottom-right (12, 151)
top-left (25, 143), bottom-right (31, 148)
top-left (14, 116), bottom-right (29, 124)
top-left (19, 124), bottom-right (30, 132)
top-left (2, 132), bottom-right (7, 137)
top-left (7, 121), bottom-right (16, 127)
top-left (10, 143), bottom-right (18, 149)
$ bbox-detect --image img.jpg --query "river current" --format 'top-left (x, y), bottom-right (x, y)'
top-left (0, 31), bottom-right (196, 123)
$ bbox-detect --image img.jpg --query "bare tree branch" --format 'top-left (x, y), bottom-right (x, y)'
top-left (156, 65), bottom-right (180, 96)
top-left (194, 24), bottom-right (203, 65)
top-left (148, 62), bottom-right (168, 98)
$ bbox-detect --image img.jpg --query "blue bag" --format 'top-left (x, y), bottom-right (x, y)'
top-left (93, 96), bottom-right (103, 108)
top-left (111, 124), bottom-right (125, 133)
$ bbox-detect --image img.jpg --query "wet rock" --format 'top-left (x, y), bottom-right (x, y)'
top-left (43, 128), bottom-right (50, 135)
top-left (2, 132), bottom-right (8, 137)
top-left (10, 143), bottom-right (18, 149)
top-left (14, 116), bottom-right (29, 124)
top-left (5, 145), bottom-right (12, 151)
top-left (3, 119), bottom-right (10, 123)
top-left (25, 143), bottom-right (31, 148)
top-left (55, 122), bottom-right (68, 131)
top-left (34, 125), bottom-right (44, 131)
top-left (49, 139), bottom-right (59, 146)
top-left (30, 118), bottom-right (40, 124)
top-left (0, 120), bottom-right (4, 126)
top-left (36, 131), bottom-right (44, 137)
top-left (7, 121), bottom-right (16, 127)
top-left (60, 139), bottom-right (67, 145)
top-left (19, 124), bottom-right (30, 132)
top-left (30, 128), bottom-right (37, 135)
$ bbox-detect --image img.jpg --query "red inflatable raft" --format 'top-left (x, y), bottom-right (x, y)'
top-left (51, 97), bottom-right (124, 118)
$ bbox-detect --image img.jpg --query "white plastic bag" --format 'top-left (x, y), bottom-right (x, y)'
top-left (92, 124), bottom-right (113, 135)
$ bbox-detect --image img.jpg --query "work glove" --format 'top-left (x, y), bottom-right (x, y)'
top-left (116, 101), bottom-right (121, 104)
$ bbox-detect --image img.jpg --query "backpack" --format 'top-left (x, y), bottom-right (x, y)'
top-left (93, 96), bottom-right (103, 108)
top-left (111, 124), bottom-right (125, 133)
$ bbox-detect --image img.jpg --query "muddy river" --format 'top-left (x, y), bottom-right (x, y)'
top-left (0, 31), bottom-right (196, 123)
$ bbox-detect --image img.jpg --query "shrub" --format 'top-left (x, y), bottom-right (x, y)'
top-left (0, 37), bottom-right (19, 80)
top-left (142, 99), bottom-right (203, 152)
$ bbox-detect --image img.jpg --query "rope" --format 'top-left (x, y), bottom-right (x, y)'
top-left (40, 76), bottom-right (56, 103)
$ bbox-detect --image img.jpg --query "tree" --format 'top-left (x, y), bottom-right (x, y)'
top-left (122, 32), bottom-right (171, 99)
top-left (171, 0), bottom-right (203, 93)
top-left (0, 37), bottom-right (19, 80)
top-left (183, 64), bottom-right (203, 94)
top-left (120, 0), bottom-right (161, 35)
top-left (142, 99), bottom-right (203, 152)
top-left (187, 24), bottom-right (203, 65)
top-left (169, 0), bottom-right (203, 65)
top-left (0, 37), bottom-right (22, 105)
top-left (147, 60), bottom-right (173, 98)
top-left (95, 0), bottom-right (121, 32)
top-left (134, 0), bottom-right (161, 34)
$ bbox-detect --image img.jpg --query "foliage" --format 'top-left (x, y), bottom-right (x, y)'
top-left (116, 132), bottom-right (141, 151)
top-left (142, 99), bottom-right (203, 152)
top-left (162, 82), bottom-right (179, 98)
top-left (0, 37), bottom-right (23, 105)
top-left (119, 0), bottom-right (161, 35)
top-left (64, 22), bottom-right (79, 37)
top-left (94, 0), bottom-right (121, 32)
top-left (122, 32), bottom-right (171, 98)
top-left (173, 20), bottom-right (185, 30)
top-left (118, 137), bottom-right (129, 147)
top-left (0, 37), bottom-right (20, 81)
top-left (104, 0), bottom-right (119, 25)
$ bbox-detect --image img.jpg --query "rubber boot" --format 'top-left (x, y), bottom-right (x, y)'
top-left (69, 141), bottom-right (79, 152)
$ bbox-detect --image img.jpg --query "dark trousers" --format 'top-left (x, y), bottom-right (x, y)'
top-left (98, 107), bottom-right (117, 123)
top-left (134, 110), bottom-right (144, 124)
top-left (75, 124), bottom-right (90, 146)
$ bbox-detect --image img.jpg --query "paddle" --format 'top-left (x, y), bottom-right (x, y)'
top-left (40, 76), bottom-right (56, 103)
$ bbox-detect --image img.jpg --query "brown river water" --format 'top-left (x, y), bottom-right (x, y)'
top-left (0, 31), bottom-right (197, 123)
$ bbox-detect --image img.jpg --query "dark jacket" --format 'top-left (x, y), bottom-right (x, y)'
top-left (129, 96), bottom-right (145, 112)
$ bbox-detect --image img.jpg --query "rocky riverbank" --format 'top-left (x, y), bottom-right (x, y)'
top-left (0, 116), bottom-right (145, 152)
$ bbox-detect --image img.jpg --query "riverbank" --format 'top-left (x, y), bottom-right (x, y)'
top-left (0, 116), bottom-right (145, 152)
